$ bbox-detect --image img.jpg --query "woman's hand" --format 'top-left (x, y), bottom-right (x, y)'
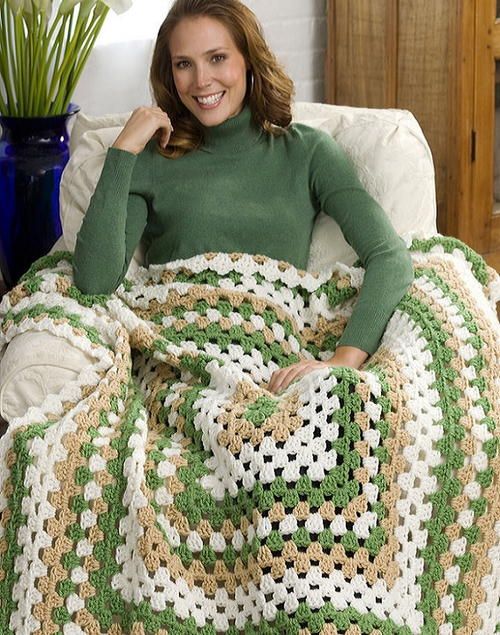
top-left (267, 346), bottom-right (369, 394)
top-left (111, 105), bottom-right (174, 155)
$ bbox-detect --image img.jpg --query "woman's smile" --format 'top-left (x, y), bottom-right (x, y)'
top-left (194, 90), bottom-right (226, 108)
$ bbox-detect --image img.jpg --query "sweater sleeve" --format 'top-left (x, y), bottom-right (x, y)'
top-left (73, 147), bottom-right (149, 295)
top-left (310, 131), bottom-right (414, 355)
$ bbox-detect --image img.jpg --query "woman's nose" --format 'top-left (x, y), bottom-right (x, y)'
top-left (194, 66), bottom-right (211, 88)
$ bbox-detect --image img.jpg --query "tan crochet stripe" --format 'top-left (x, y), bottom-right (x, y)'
top-left (2, 281), bottom-right (29, 307)
top-left (302, 314), bottom-right (348, 351)
top-left (54, 275), bottom-right (71, 295)
top-left (132, 285), bottom-right (301, 335)
top-left (413, 261), bottom-right (500, 632)
top-left (217, 380), bottom-right (302, 454)
top-left (140, 364), bottom-right (180, 435)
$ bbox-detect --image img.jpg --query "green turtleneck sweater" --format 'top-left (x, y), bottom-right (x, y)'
top-left (73, 106), bottom-right (413, 355)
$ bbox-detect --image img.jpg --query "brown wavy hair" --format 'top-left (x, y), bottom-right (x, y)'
top-left (149, 0), bottom-right (295, 159)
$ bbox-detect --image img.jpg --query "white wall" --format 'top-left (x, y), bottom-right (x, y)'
top-left (72, 0), bottom-right (327, 114)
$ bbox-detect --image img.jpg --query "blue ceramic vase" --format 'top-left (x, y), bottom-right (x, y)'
top-left (0, 103), bottom-right (80, 288)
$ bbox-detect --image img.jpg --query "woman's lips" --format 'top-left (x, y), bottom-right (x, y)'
top-left (194, 91), bottom-right (225, 109)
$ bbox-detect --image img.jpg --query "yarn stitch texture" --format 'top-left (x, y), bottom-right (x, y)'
top-left (0, 236), bottom-right (498, 635)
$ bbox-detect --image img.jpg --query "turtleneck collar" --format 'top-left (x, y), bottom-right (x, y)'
top-left (201, 105), bottom-right (263, 155)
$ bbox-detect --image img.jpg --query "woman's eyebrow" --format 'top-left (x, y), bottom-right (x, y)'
top-left (172, 47), bottom-right (230, 60)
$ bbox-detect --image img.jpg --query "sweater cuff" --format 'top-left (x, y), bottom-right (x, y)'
top-left (336, 303), bottom-right (396, 356)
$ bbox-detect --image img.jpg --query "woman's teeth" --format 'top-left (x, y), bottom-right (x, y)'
top-left (195, 92), bottom-right (224, 107)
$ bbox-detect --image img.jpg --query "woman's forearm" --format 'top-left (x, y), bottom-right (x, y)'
top-left (73, 148), bottom-right (144, 295)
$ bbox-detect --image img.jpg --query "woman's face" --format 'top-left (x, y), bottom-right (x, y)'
top-left (169, 16), bottom-right (249, 127)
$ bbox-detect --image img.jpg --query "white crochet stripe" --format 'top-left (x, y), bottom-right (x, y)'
top-left (144, 252), bottom-right (334, 290)
top-left (377, 307), bottom-right (442, 633)
top-left (203, 342), bottom-right (272, 385)
top-left (112, 406), bottom-right (159, 604)
top-left (406, 271), bottom-right (498, 628)
top-left (63, 623), bottom-right (86, 635)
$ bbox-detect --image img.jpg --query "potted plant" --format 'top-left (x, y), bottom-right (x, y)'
top-left (0, 0), bottom-right (132, 287)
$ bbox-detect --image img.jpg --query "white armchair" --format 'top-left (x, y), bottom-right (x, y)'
top-left (0, 101), bottom-right (437, 422)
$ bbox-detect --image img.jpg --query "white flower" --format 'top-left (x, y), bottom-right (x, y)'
top-left (6, 0), bottom-right (28, 13)
top-left (33, 0), bottom-right (52, 10)
top-left (58, 0), bottom-right (91, 14)
top-left (7, 0), bottom-right (31, 13)
top-left (102, 0), bottom-right (133, 14)
top-left (7, 0), bottom-right (52, 13)
top-left (58, 0), bottom-right (131, 15)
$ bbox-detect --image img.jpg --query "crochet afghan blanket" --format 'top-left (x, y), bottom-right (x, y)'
top-left (0, 237), bottom-right (498, 635)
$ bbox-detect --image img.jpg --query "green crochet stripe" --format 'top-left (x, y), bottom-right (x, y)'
top-left (409, 236), bottom-right (489, 286)
top-left (316, 275), bottom-right (359, 307)
top-left (115, 600), bottom-right (414, 635)
top-left (398, 264), bottom-right (491, 632)
top-left (160, 324), bottom-right (299, 370)
top-left (0, 420), bottom-right (57, 630)
top-left (1, 304), bottom-right (111, 350)
top-left (19, 252), bottom-right (114, 308)
top-left (235, 602), bottom-right (414, 635)
top-left (18, 251), bottom-right (73, 283)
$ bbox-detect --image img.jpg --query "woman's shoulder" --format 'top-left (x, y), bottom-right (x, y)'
top-left (283, 121), bottom-right (334, 150)
top-left (276, 122), bottom-right (343, 166)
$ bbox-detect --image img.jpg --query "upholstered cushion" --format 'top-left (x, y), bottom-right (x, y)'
top-left (0, 101), bottom-right (438, 422)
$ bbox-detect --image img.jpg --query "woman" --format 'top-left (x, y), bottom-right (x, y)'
top-left (73, 0), bottom-right (413, 394)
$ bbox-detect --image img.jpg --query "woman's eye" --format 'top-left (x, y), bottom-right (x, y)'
top-left (176, 61), bottom-right (190, 69)
top-left (212, 54), bottom-right (226, 63)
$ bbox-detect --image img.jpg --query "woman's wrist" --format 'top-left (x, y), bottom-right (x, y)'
top-left (327, 345), bottom-right (369, 369)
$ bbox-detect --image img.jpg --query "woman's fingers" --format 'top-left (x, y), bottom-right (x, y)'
top-left (268, 360), bottom-right (320, 394)
top-left (112, 105), bottom-right (174, 154)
